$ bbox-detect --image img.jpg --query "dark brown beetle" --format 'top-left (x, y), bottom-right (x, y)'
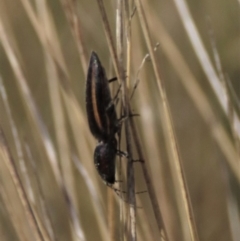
top-left (86, 51), bottom-right (118, 184)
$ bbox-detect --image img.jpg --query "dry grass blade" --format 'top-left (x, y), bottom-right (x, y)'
top-left (0, 17), bottom-right (60, 185)
top-left (0, 8), bottom-right (84, 241)
top-left (116, 1), bottom-right (137, 240)
top-left (134, 0), bottom-right (199, 240)
top-left (173, 0), bottom-right (225, 106)
top-left (0, 180), bottom-right (27, 241)
top-left (72, 154), bottom-right (109, 238)
top-left (20, 0), bottom-right (67, 74)
top-left (96, 0), bottom-right (121, 80)
top-left (0, 71), bottom-right (57, 241)
top-left (61, 0), bottom-right (88, 74)
top-left (0, 127), bottom-right (44, 241)
top-left (225, 177), bottom-right (240, 241)
top-left (45, 57), bottom-right (87, 241)
top-left (24, 143), bottom-right (56, 241)
top-left (36, 6), bottom-right (85, 238)
top-left (129, 117), bottom-right (168, 240)
top-left (0, 0), bottom-right (238, 240)
top-left (36, 0), bottom-right (75, 204)
top-left (173, 0), bottom-right (240, 138)
top-left (142, 3), bottom-right (240, 184)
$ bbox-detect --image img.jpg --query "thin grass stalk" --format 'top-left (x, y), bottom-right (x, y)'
top-left (143, 7), bottom-right (240, 184)
top-left (23, 0), bottom-right (101, 215)
top-left (0, 78), bottom-right (28, 241)
top-left (225, 79), bottom-right (240, 117)
top-left (215, 41), bottom-right (240, 241)
top-left (116, 1), bottom-right (137, 241)
top-left (115, 0), bottom-right (126, 238)
top-left (124, 1), bottom-right (136, 241)
top-left (112, 3), bottom-right (124, 235)
top-left (173, 0), bottom-right (226, 109)
top-left (72, 154), bottom-right (108, 233)
top-left (116, 0), bottom-right (124, 66)
top-left (19, 0), bottom-right (68, 75)
top-left (123, 40), bottom-right (137, 241)
top-left (37, 14), bottom-right (87, 239)
top-left (173, 0), bottom-right (240, 139)
top-left (25, 143), bottom-right (56, 241)
top-left (130, 33), bottom-right (173, 240)
top-left (134, 0), bottom-right (199, 241)
top-left (207, 21), bottom-right (225, 87)
top-left (36, 8), bottom-right (84, 236)
top-left (0, 180), bottom-right (28, 241)
top-left (0, 127), bottom-right (44, 241)
top-left (224, 171), bottom-right (240, 241)
top-left (107, 188), bottom-right (115, 241)
top-left (36, 0), bottom-right (78, 210)
top-left (45, 56), bottom-right (85, 241)
top-left (226, 79), bottom-right (240, 157)
top-left (135, 196), bottom-right (159, 241)
top-left (0, 76), bottom-right (32, 206)
top-left (0, 77), bottom-right (54, 241)
top-left (208, 25), bottom-right (240, 160)
top-left (0, 17), bottom-right (61, 185)
top-left (124, 0), bottom-right (131, 90)
top-left (223, 83), bottom-right (240, 241)
top-left (0, 78), bottom-right (55, 241)
top-left (123, 3), bottom-right (168, 240)
top-left (127, 4), bottom-right (167, 241)
top-left (0, 23), bottom-right (74, 239)
top-left (0, 78), bottom-right (24, 178)
top-left (60, 0), bottom-right (88, 74)
top-left (0, 12), bottom-right (84, 241)
top-left (72, 154), bottom-right (111, 241)
top-left (129, 118), bottom-right (169, 241)
top-left (96, 0), bottom-right (121, 80)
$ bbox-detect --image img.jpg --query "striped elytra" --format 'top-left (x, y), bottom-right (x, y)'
top-left (85, 51), bottom-right (117, 142)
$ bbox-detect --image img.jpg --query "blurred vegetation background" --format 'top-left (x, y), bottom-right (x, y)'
top-left (0, 0), bottom-right (239, 241)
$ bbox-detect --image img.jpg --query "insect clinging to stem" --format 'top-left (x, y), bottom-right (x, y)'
top-left (85, 51), bottom-right (119, 185)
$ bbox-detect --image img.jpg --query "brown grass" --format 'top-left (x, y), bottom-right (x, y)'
top-left (0, 0), bottom-right (239, 241)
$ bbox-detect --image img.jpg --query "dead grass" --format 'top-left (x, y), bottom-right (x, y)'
top-left (0, 0), bottom-right (239, 241)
